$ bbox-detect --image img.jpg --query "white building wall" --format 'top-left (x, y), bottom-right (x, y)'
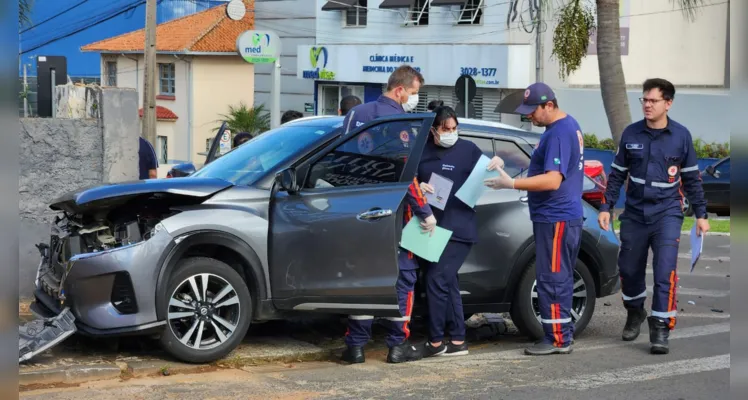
top-left (254, 0), bottom-right (317, 115)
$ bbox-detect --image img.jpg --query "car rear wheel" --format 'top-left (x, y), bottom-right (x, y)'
top-left (510, 258), bottom-right (596, 341)
top-left (159, 257), bottom-right (252, 363)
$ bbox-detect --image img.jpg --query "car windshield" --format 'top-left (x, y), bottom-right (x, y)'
top-left (191, 124), bottom-right (340, 186)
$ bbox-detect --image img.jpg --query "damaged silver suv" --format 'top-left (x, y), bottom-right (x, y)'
top-left (23, 114), bottom-right (620, 364)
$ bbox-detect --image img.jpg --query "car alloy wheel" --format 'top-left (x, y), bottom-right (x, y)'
top-left (530, 269), bottom-right (588, 325)
top-left (168, 272), bottom-right (241, 351)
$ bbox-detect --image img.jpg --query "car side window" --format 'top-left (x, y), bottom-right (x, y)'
top-left (493, 140), bottom-right (531, 178)
top-left (304, 119), bottom-right (425, 189)
top-left (461, 135), bottom-right (494, 159)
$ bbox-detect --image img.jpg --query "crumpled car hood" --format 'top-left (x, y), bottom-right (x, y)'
top-left (49, 177), bottom-right (234, 214)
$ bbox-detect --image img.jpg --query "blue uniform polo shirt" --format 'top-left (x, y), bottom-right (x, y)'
top-left (139, 137), bottom-right (159, 180)
top-left (600, 117), bottom-right (707, 223)
top-left (417, 138), bottom-right (483, 243)
top-left (526, 115), bottom-right (585, 223)
top-left (342, 95), bottom-right (404, 134)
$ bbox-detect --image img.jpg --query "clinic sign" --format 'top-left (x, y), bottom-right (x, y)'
top-left (296, 44), bottom-right (530, 89)
top-left (237, 30), bottom-right (281, 64)
top-left (302, 46), bottom-right (336, 80)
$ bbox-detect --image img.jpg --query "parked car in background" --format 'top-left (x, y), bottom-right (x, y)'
top-left (684, 156), bottom-right (730, 217)
top-left (22, 114), bottom-right (620, 365)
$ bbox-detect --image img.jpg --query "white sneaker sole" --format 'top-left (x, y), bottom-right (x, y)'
top-left (440, 350), bottom-right (469, 357)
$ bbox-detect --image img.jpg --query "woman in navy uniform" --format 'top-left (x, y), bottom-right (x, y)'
top-left (417, 106), bottom-right (504, 357)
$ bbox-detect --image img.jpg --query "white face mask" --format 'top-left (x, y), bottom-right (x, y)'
top-left (437, 130), bottom-right (459, 148)
top-left (402, 93), bottom-right (419, 112)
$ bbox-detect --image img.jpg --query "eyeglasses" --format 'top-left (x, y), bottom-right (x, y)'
top-left (639, 97), bottom-right (666, 105)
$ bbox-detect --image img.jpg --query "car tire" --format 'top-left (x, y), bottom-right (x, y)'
top-left (509, 258), bottom-right (597, 342)
top-left (159, 257), bottom-right (252, 364)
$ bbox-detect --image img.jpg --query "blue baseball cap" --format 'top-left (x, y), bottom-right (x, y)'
top-left (515, 82), bottom-right (556, 115)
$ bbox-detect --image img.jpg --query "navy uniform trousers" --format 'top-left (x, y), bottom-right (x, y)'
top-left (345, 250), bottom-right (417, 348)
top-left (425, 240), bottom-right (472, 343)
top-left (534, 218), bottom-right (583, 347)
top-left (618, 215), bottom-right (681, 329)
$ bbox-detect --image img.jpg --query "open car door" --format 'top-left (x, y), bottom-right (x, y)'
top-left (269, 114), bottom-right (435, 317)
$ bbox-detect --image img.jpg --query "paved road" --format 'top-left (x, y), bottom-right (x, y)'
top-left (21, 234), bottom-right (730, 400)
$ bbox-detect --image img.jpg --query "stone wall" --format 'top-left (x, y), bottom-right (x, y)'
top-left (19, 87), bottom-right (140, 298)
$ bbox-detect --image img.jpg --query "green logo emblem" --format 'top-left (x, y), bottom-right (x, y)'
top-left (554, 158), bottom-right (561, 165)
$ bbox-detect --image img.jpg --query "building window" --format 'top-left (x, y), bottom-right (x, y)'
top-left (457, 0), bottom-right (483, 25)
top-left (157, 135), bottom-right (168, 164)
top-left (344, 0), bottom-right (367, 27)
top-left (406, 0), bottom-right (429, 26)
top-left (158, 63), bottom-right (175, 96)
top-left (106, 61), bottom-right (117, 86)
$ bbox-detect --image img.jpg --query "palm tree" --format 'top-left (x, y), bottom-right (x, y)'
top-left (19, 0), bottom-right (33, 29)
top-left (543, 0), bottom-right (707, 146)
top-left (215, 102), bottom-right (271, 138)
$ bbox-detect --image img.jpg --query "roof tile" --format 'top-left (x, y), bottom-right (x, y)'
top-left (139, 105), bottom-right (178, 120)
top-left (81, 0), bottom-right (254, 53)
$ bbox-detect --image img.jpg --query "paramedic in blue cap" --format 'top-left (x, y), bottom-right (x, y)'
top-left (484, 82), bottom-right (585, 355)
top-left (598, 78), bottom-right (709, 355)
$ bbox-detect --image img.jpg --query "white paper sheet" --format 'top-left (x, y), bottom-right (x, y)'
top-left (424, 173), bottom-right (453, 210)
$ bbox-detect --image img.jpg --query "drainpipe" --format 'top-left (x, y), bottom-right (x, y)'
top-left (175, 54), bottom-right (193, 163)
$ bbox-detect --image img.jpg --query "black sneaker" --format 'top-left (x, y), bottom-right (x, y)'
top-left (444, 342), bottom-right (469, 356)
top-left (387, 341), bottom-right (423, 364)
top-left (422, 341), bottom-right (447, 358)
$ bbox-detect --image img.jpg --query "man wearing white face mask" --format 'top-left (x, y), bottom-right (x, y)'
top-left (341, 65), bottom-right (423, 134)
top-left (416, 106), bottom-right (505, 358)
top-left (341, 65), bottom-right (439, 365)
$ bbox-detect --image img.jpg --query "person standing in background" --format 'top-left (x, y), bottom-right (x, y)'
top-left (139, 136), bottom-right (159, 179)
top-left (339, 95), bottom-right (362, 116)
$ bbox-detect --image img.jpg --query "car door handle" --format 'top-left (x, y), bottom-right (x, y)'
top-left (357, 209), bottom-right (393, 221)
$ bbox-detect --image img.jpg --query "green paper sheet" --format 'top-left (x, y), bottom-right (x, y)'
top-left (399, 218), bottom-right (453, 263)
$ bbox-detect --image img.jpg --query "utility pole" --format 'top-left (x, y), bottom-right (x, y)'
top-left (141, 0), bottom-right (157, 144)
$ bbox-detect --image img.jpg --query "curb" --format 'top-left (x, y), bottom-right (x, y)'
top-left (19, 342), bottom-right (333, 388)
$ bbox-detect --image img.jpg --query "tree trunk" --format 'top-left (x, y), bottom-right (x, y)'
top-left (596, 0), bottom-right (631, 147)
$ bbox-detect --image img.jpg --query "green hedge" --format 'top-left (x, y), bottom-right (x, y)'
top-left (583, 133), bottom-right (730, 159)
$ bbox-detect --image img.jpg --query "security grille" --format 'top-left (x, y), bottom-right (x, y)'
top-left (415, 85), bottom-right (504, 122)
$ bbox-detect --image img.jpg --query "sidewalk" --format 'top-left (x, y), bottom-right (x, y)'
top-left (18, 307), bottom-right (513, 390)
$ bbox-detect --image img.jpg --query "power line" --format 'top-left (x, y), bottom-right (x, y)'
top-left (20, 0), bottom-right (91, 34)
top-left (19, 0), bottom-right (148, 55)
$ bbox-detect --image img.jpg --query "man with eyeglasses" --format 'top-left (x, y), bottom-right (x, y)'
top-left (597, 78), bottom-right (709, 355)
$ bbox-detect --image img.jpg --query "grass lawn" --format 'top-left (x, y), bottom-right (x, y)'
top-left (612, 218), bottom-right (730, 233)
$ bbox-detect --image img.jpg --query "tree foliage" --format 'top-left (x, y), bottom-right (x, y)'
top-left (19, 0), bottom-right (33, 29)
top-left (550, 0), bottom-right (596, 80)
top-left (215, 102), bottom-right (271, 138)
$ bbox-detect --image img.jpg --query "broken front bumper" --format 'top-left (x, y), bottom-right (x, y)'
top-left (19, 307), bottom-right (76, 363)
top-left (31, 226), bottom-right (175, 336)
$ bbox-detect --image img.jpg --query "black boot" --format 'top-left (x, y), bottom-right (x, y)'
top-left (622, 307), bottom-right (647, 341)
top-left (387, 341), bottom-right (423, 364)
top-left (341, 345), bottom-right (365, 364)
top-left (648, 316), bottom-right (670, 355)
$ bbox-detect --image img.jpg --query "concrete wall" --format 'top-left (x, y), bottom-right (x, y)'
top-left (19, 88), bottom-right (139, 298)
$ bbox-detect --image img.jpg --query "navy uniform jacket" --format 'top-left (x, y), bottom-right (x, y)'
top-left (600, 117), bottom-right (707, 223)
top-left (417, 138), bottom-right (483, 243)
top-left (341, 95), bottom-right (433, 250)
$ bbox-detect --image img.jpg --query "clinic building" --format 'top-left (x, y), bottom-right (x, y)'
top-left (298, 0), bottom-right (532, 123)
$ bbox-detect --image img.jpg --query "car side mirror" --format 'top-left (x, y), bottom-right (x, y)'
top-left (705, 165), bottom-right (719, 178)
top-left (168, 162), bottom-right (196, 178)
top-left (278, 168), bottom-right (298, 194)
